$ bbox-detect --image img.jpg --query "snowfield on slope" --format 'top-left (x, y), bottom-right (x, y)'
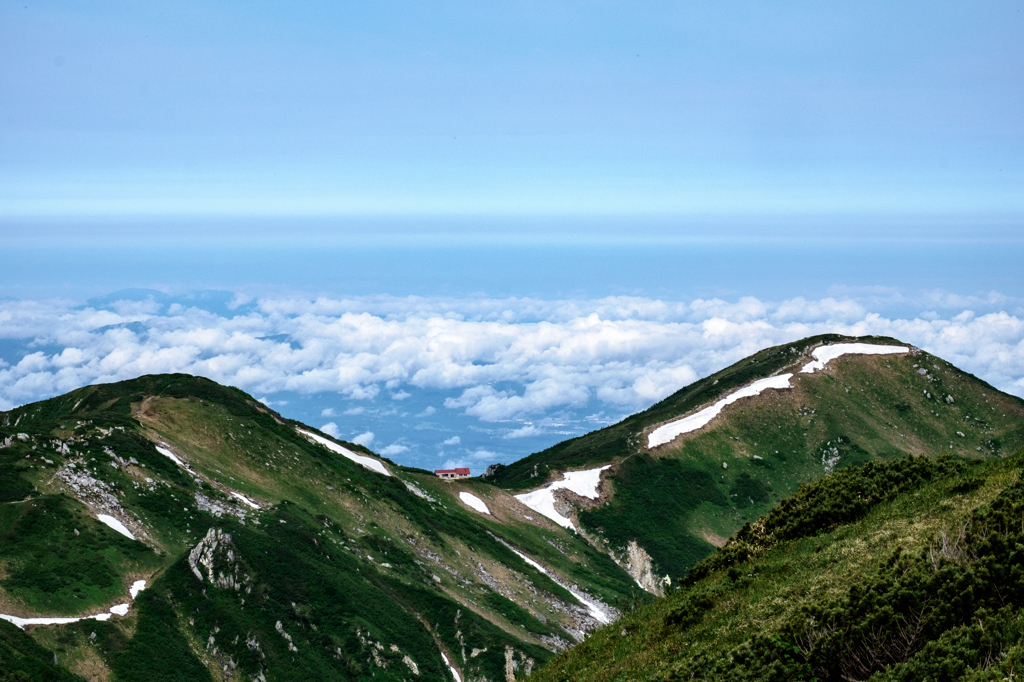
top-left (800, 342), bottom-right (909, 373)
top-left (156, 444), bottom-right (190, 470)
top-left (97, 513), bottom-right (136, 540)
top-left (515, 466), bottom-right (610, 531)
top-left (458, 491), bottom-right (491, 514)
top-left (297, 428), bottom-right (391, 476)
top-left (441, 651), bottom-right (462, 682)
top-left (230, 491), bottom-right (260, 509)
top-left (0, 580), bottom-right (146, 629)
top-left (507, 546), bottom-right (611, 624)
top-left (647, 374), bottom-right (793, 448)
top-left (647, 343), bottom-right (910, 448)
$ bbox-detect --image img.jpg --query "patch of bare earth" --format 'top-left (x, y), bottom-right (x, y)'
top-left (699, 530), bottom-right (727, 548)
top-left (63, 648), bottom-right (111, 682)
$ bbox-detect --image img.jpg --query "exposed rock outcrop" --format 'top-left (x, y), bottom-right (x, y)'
top-left (189, 528), bottom-right (253, 592)
top-left (626, 540), bottom-right (666, 596)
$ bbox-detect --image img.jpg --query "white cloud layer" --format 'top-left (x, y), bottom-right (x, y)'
top-left (1, 293), bottom-right (1023, 421)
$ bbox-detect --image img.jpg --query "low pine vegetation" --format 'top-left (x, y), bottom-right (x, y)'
top-left (533, 451), bottom-right (1024, 681)
top-left (684, 455), bottom-right (967, 584)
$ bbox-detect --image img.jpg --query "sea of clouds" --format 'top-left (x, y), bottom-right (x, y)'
top-left (1, 292), bottom-right (1022, 467)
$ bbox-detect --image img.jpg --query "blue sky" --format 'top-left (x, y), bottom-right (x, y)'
top-left (2, 1), bottom-right (1022, 218)
top-left (2, 2), bottom-right (1023, 472)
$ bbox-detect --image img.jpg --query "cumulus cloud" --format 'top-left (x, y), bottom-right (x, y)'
top-left (1, 292), bottom-right (1024, 425)
top-left (391, 390), bottom-right (411, 400)
top-left (380, 443), bottom-right (410, 456)
top-left (320, 422), bottom-right (341, 438)
top-left (351, 431), bottom-right (375, 447)
top-left (442, 436), bottom-right (461, 445)
top-left (504, 425), bottom-right (541, 439)
top-left (321, 408), bottom-right (336, 417)
top-left (417, 406), bottom-right (437, 417)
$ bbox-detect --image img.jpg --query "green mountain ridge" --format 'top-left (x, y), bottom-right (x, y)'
top-left (1, 335), bottom-right (1022, 681)
top-left (489, 335), bottom-right (1024, 592)
top-left (0, 375), bottom-right (632, 681)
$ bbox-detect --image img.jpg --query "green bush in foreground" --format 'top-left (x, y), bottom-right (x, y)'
top-left (684, 454), bottom-right (967, 585)
top-left (663, 458), bottom-right (1024, 681)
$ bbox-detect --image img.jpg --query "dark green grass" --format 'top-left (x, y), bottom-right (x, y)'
top-left (481, 591), bottom-right (561, 638)
top-left (0, 450), bottom-right (33, 503)
top-left (0, 620), bottom-right (86, 682)
top-left (579, 456), bottom-right (726, 574)
top-left (108, 503), bottom-right (556, 682)
top-left (0, 495), bottom-right (159, 614)
top-left (10, 351), bottom-right (1018, 680)
top-left (480, 510), bottom-right (637, 606)
top-left (114, 510), bottom-right (444, 681)
top-left (112, 587), bottom-right (215, 682)
top-left (51, 617), bottom-right (130, 664)
top-left (488, 337), bottom-right (1024, 497)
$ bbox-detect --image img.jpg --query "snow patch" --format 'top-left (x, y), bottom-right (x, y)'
top-left (648, 374), bottom-right (793, 448)
top-left (507, 546), bottom-right (611, 624)
top-left (97, 514), bottom-right (136, 540)
top-left (800, 343), bottom-right (909, 373)
top-left (230, 491), bottom-right (260, 509)
top-left (514, 466), bottom-right (610, 531)
top-left (648, 343), bottom-right (909, 448)
top-left (441, 651), bottom-right (462, 682)
top-left (458, 492), bottom-right (490, 515)
top-left (155, 445), bottom-right (189, 469)
top-left (1, 580), bottom-right (148, 629)
top-left (296, 428), bottom-right (391, 476)
top-left (0, 613), bottom-right (111, 628)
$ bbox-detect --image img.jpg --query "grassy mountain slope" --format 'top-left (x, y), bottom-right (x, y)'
top-left (0, 375), bottom-right (636, 682)
top-left (3, 336), bottom-right (1023, 681)
top-left (532, 450), bottom-right (1024, 681)
top-left (486, 333), bottom-right (864, 490)
top-left (489, 336), bottom-right (1024, 587)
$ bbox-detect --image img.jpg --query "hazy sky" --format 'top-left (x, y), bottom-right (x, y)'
top-left (3, 1), bottom-right (1022, 219)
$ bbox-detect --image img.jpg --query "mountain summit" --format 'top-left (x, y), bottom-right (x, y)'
top-left (1, 335), bottom-right (1022, 681)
